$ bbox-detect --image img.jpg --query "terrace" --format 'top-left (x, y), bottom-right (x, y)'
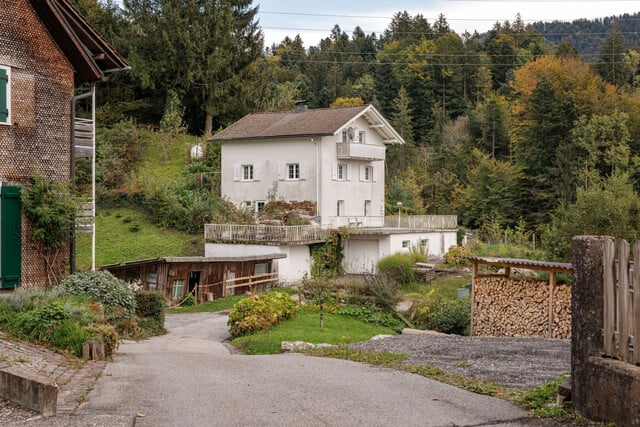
top-left (205, 215), bottom-right (458, 244)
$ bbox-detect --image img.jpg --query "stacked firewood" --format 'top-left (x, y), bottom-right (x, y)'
top-left (473, 276), bottom-right (571, 339)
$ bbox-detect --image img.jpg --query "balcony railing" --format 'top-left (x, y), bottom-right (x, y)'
top-left (204, 224), bottom-right (326, 244)
top-left (327, 215), bottom-right (458, 230)
top-left (336, 143), bottom-right (385, 161)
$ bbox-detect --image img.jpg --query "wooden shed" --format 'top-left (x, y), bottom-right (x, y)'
top-left (101, 254), bottom-right (286, 302)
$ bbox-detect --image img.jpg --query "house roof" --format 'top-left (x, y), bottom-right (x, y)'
top-left (100, 254), bottom-right (287, 270)
top-left (211, 104), bottom-right (405, 145)
top-left (29, 0), bottom-right (129, 83)
top-left (464, 256), bottom-right (573, 273)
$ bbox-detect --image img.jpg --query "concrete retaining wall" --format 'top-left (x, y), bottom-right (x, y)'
top-left (0, 365), bottom-right (57, 416)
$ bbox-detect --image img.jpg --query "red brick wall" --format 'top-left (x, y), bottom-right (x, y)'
top-left (0, 0), bottom-right (75, 288)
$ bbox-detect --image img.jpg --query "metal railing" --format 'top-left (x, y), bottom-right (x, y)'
top-left (204, 223), bottom-right (326, 243)
top-left (326, 215), bottom-right (458, 230)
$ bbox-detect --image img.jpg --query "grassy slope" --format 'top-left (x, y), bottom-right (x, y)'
top-left (75, 129), bottom-right (205, 271)
top-left (75, 208), bottom-right (201, 270)
top-left (124, 130), bottom-right (202, 191)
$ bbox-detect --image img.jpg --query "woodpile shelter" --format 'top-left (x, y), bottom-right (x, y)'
top-left (101, 254), bottom-right (286, 302)
top-left (466, 256), bottom-right (573, 339)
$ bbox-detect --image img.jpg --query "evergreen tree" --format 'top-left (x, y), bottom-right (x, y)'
top-left (596, 23), bottom-right (628, 87)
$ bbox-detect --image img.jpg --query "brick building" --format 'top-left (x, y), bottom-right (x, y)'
top-left (0, 0), bottom-right (127, 289)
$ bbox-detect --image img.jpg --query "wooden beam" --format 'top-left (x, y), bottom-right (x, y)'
top-left (549, 271), bottom-right (556, 338)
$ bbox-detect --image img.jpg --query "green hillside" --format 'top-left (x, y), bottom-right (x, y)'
top-left (75, 208), bottom-right (202, 270)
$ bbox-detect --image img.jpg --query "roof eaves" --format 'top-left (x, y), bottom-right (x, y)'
top-left (213, 132), bottom-right (335, 143)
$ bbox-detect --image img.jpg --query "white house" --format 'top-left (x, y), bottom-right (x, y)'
top-left (208, 103), bottom-right (458, 283)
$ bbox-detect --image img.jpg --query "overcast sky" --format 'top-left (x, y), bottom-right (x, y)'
top-left (255, 0), bottom-right (640, 47)
top-left (112, 1), bottom-right (640, 48)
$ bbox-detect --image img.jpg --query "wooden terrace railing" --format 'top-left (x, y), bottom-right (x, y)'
top-left (603, 239), bottom-right (640, 364)
top-left (196, 272), bottom-right (279, 302)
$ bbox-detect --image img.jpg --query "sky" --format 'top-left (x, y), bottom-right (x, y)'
top-left (254, 0), bottom-right (640, 47)
top-left (111, 1), bottom-right (640, 48)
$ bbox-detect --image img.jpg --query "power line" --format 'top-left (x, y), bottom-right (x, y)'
top-left (260, 10), bottom-right (640, 24)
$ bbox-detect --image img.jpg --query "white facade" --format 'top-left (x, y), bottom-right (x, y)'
top-left (205, 242), bottom-right (312, 284)
top-left (221, 111), bottom-right (388, 227)
top-left (343, 230), bottom-right (458, 275)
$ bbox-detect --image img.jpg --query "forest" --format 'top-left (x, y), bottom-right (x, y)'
top-left (71, 1), bottom-right (640, 261)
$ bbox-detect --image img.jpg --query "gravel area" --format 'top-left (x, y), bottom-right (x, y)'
top-left (0, 399), bottom-right (39, 424)
top-left (351, 334), bottom-right (571, 389)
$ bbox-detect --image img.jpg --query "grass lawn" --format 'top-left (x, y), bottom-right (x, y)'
top-left (75, 207), bottom-right (200, 270)
top-left (231, 310), bottom-right (396, 355)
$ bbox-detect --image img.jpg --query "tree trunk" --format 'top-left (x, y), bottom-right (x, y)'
top-left (204, 112), bottom-right (213, 138)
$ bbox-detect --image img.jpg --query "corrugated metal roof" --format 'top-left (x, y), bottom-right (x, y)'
top-left (100, 254), bottom-right (287, 270)
top-left (464, 256), bottom-right (572, 273)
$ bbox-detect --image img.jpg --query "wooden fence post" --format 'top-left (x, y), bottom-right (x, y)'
top-left (571, 236), bottom-right (610, 417)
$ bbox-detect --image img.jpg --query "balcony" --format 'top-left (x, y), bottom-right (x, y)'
top-left (336, 143), bottom-right (385, 161)
top-left (326, 215), bottom-right (458, 230)
top-left (204, 224), bottom-right (327, 244)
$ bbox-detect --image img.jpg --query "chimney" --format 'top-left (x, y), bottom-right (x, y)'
top-left (294, 100), bottom-right (308, 113)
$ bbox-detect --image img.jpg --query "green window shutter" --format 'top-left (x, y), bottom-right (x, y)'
top-left (0, 67), bottom-right (8, 124)
top-left (1, 186), bottom-right (22, 289)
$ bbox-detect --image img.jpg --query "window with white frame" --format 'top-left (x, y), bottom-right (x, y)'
top-left (256, 200), bottom-right (266, 212)
top-left (287, 163), bottom-right (300, 180)
top-left (242, 164), bottom-right (254, 181)
top-left (358, 130), bottom-right (366, 143)
top-left (0, 65), bottom-right (11, 125)
top-left (337, 164), bottom-right (346, 181)
top-left (402, 240), bottom-right (410, 248)
top-left (337, 200), bottom-right (344, 216)
top-left (360, 165), bottom-right (373, 182)
top-left (364, 200), bottom-right (371, 216)
top-left (243, 201), bottom-right (253, 209)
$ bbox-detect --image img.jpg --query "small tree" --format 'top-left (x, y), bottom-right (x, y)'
top-left (300, 273), bottom-right (336, 329)
top-left (22, 174), bottom-right (77, 286)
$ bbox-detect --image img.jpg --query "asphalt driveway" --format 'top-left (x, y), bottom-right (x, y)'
top-left (44, 312), bottom-right (533, 427)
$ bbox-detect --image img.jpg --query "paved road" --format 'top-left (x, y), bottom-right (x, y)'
top-left (68, 313), bottom-right (530, 427)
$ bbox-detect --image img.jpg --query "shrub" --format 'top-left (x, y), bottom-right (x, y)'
top-left (61, 271), bottom-right (136, 318)
top-left (49, 320), bottom-right (89, 356)
top-left (135, 291), bottom-right (166, 337)
top-left (377, 252), bottom-right (427, 286)
top-left (135, 291), bottom-right (166, 318)
top-left (443, 245), bottom-right (471, 266)
top-left (410, 290), bottom-right (470, 335)
top-left (84, 323), bottom-right (120, 356)
top-left (13, 301), bottom-right (70, 342)
top-left (228, 292), bottom-right (298, 337)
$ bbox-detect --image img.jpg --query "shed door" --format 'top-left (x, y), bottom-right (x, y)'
top-left (1, 186), bottom-right (21, 289)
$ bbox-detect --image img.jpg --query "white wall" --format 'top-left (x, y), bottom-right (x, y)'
top-left (221, 138), bottom-right (318, 208)
top-left (343, 237), bottom-right (380, 274)
top-left (205, 242), bottom-right (311, 284)
top-left (319, 116), bottom-right (386, 227)
top-left (342, 230), bottom-right (457, 274)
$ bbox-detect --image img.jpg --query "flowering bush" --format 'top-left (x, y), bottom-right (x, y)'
top-left (227, 292), bottom-right (298, 337)
top-left (443, 245), bottom-right (471, 266)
